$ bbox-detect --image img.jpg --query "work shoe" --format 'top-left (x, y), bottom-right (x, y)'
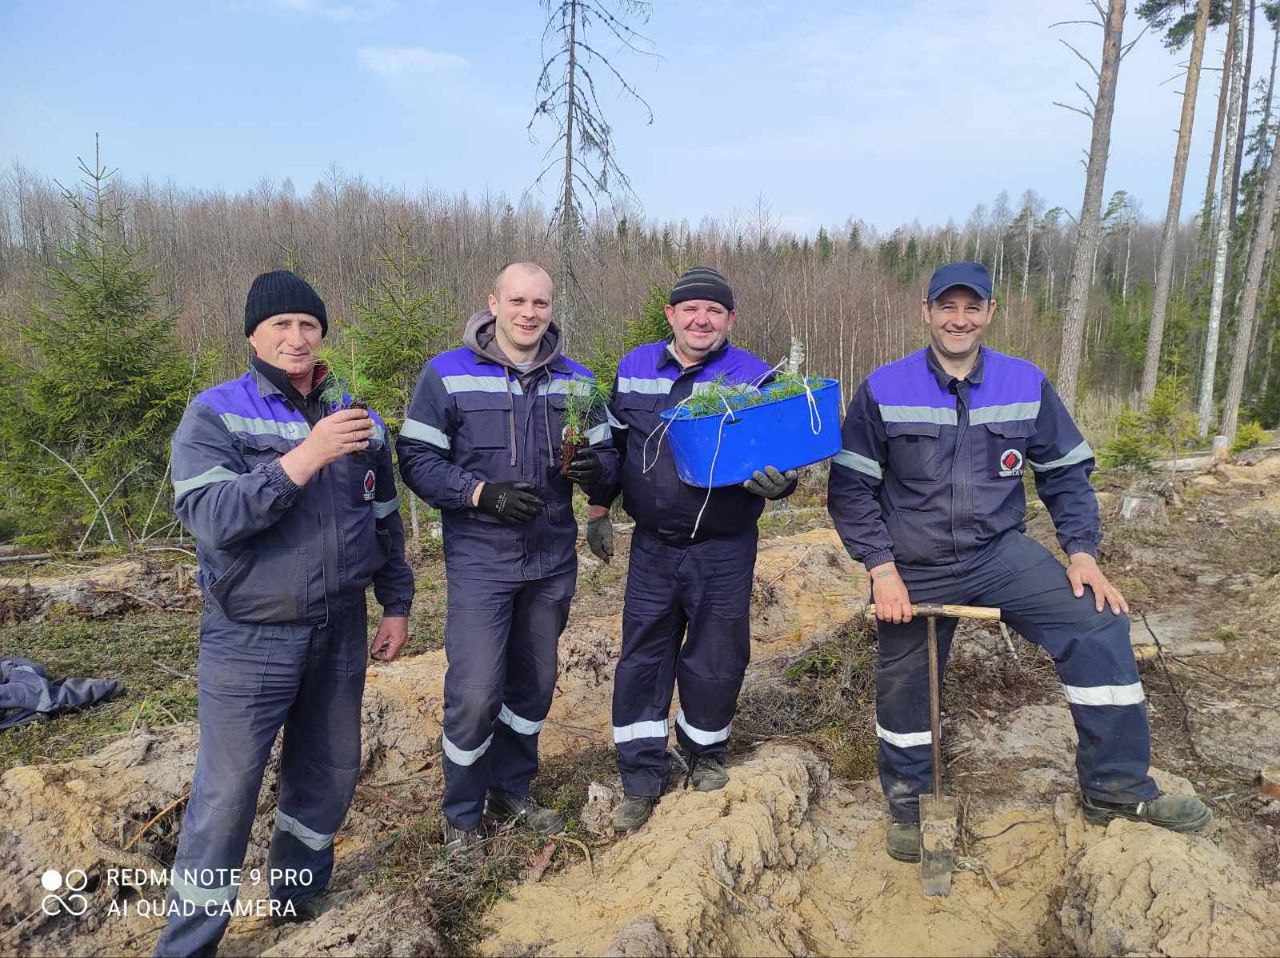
top-left (613, 795), bottom-right (657, 834)
top-left (1081, 792), bottom-right (1212, 832)
top-left (269, 897), bottom-right (321, 928)
top-left (689, 755), bottom-right (730, 792)
top-left (486, 791), bottom-right (566, 835)
top-left (886, 820), bottom-right (922, 863)
top-left (441, 816), bottom-right (482, 855)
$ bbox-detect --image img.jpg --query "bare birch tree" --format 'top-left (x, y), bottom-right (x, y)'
top-left (1199, 0), bottom-right (1248, 434)
top-left (1221, 67), bottom-right (1280, 439)
top-left (1141, 0), bottom-right (1212, 399)
top-left (528, 0), bottom-right (654, 332)
top-left (1055, 0), bottom-right (1141, 410)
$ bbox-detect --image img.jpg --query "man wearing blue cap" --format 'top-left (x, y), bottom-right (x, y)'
top-left (828, 262), bottom-right (1210, 863)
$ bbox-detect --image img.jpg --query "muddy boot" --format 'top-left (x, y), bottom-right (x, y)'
top-left (886, 820), bottom-right (922, 863)
top-left (441, 815), bottom-right (482, 856)
top-left (1081, 792), bottom-right (1212, 832)
top-left (486, 792), bottom-right (566, 835)
top-left (613, 795), bottom-right (657, 834)
top-left (689, 755), bottom-right (729, 792)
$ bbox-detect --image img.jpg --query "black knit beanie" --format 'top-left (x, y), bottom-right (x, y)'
top-left (244, 270), bottom-right (328, 337)
top-left (668, 265), bottom-right (734, 312)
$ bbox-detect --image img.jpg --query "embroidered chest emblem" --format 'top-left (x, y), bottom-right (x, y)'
top-left (363, 469), bottom-right (376, 500)
top-left (998, 448), bottom-right (1024, 478)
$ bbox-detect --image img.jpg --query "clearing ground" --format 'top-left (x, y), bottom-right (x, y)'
top-left (1, 457), bottom-right (1279, 956)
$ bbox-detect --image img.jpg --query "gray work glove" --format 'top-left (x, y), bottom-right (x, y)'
top-left (586, 514), bottom-right (615, 563)
top-left (743, 465), bottom-right (798, 499)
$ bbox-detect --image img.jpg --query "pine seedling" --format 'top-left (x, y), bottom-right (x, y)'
top-left (559, 375), bottom-right (612, 476)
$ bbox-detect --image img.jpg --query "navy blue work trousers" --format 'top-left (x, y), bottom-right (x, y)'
top-left (155, 597), bottom-right (368, 957)
top-left (440, 569), bottom-right (575, 830)
top-left (612, 526), bottom-right (757, 797)
top-left (876, 531), bottom-right (1158, 822)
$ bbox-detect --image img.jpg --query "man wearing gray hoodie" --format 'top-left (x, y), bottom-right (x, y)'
top-left (398, 262), bottom-right (618, 850)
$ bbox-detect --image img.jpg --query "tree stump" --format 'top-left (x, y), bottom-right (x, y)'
top-left (1119, 490), bottom-right (1168, 524)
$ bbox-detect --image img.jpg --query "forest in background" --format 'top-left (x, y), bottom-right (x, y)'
top-left (2, 0), bottom-right (1279, 546)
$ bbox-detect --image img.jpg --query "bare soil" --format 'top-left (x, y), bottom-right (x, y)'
top-left (2, 458), bottom-right (1279, 956)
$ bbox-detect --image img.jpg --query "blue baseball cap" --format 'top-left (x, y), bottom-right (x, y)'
top-left (927, 262), bottom-right (993, 302)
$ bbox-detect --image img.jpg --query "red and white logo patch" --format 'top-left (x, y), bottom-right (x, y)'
top-left (998, 448), bottom-right (1024, 478)
top-left (362, 469), bottom-right (376, 501)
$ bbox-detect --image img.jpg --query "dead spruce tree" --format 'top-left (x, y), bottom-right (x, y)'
top-left (528, 0), bottom-right (654, 334)
top-left (1056, 0), bottom-right (1143, 411)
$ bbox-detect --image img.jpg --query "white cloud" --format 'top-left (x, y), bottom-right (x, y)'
top-left (356, 45), bottom-right (469, 79)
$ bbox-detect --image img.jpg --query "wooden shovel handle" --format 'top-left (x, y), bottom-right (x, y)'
top-left (865, 604), bottom-right (1002, 621)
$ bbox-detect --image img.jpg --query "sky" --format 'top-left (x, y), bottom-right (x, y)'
top-left (0, 0), bottom-right (1273, 236)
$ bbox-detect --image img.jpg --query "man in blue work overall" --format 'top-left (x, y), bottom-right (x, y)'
top-left (398, 262), bottom-right (619, 851)
top-left (158, 270), bottom-right (415, 956)
top-left (586, 265), bottom-right (798, 834)
top-left (828, 261), bottom-right (1211, 863)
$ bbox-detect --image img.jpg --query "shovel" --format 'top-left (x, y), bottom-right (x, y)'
top-left (868, 602), bottom-right (1002, 897)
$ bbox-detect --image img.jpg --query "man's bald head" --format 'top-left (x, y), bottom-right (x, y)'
top-left (493, 261), bottom-right (553, 299)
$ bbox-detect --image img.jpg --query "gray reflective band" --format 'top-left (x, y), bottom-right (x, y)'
top-left (612, 719), bottom-right (669, 744)
top-left (878, 404), bottom-right (958, 425)
top-left (546, 379), bottom-right (594, 396)
top-left (1061, 682), bottom-right (1145, 706)
top-left (970, 401), bottom-right (1041, 425)
top-left (442, 374), bottom-right (521, 395)
top-left (173, 465), bottom-right (241, 497)
top-left (833, 450), bottom-right (882, 479)
top-left (14, 666), bottom-right (53, 712)
top-left (171, 873), bottom-right (237, 907)
top-left (675, 710), bottom-right (730, 746)
top-left (498, 704), bottom-right (544, 735)
top-left (276, 809), bottom-right (336, 851)
top-left (400, 418), bottom-right (451, 450)
top-left (616, 376), bottom-right (674, 395)
top-left (875, 723), bottom-right (932, 748)
top-left (219, 413), bottom-right (310, 441)
top-left (442, 731), bottom-right (493, 766)
top-left (373, 495), bottom-right (400, 519)
top-left (585, 422), bottom-right (611, 445)
top-left (1029, 440), bottom-right (1094, 473)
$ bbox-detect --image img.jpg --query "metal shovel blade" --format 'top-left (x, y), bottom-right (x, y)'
top-left (920, 793), bottom-right (958, 897)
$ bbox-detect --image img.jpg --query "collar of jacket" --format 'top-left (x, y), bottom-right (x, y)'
top-left (656, 337), bottom-right (732, 373)
top-left (925, 344), bottom-right (986, 390)
top-left (250, 356), bottom-right (332, 403)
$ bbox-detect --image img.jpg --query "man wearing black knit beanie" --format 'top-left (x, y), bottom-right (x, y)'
top-left (587, 264), bottom-right (798, 834)
top-left (158, 270), bottom-right (414, 956)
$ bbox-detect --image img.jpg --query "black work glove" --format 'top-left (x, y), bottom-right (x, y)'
top-left (565, 447), bottom-right (603, 488)
top-left (743, 465), bottom-right (798, 499)
top-left (586, 514), bottom-right (614, 563)
top-left (477, 480), bottom-right (545, 524)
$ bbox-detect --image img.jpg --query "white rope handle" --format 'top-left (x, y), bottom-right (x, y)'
top-left (690, 393), bottom-right (735, 539)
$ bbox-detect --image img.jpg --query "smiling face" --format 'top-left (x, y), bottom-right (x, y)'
top-left (488, 263), bottom-right (553, 361)
top-left (922, 286), bottom-right (996, 366)
top-left (248, 312), bottom-right (324, 381)
top-left (664, 299), bottom-right (736, 366)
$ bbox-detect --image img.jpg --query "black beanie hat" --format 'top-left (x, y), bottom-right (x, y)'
top-left (244, 270), bottom-right (328, 337)
top-left (668, 265), bottom-right (734, 312)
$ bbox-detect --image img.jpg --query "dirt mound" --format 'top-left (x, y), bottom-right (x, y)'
top-left (0, 557), bottom-right (199, 620)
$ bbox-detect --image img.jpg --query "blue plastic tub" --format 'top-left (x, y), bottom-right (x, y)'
top-left (660, 378), bottom-right (843, 488)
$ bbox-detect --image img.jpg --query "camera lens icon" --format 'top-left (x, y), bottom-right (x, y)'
top-left (40, 868), bottom-right (89, 917)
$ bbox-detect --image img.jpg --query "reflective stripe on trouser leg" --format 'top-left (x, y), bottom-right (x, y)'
top-left (440, 576), bottom-right (520, 830)
top-left (268, 598), bottom-right (367, 905)
top-left (873, 614), bottom-right (958, 823)
top-left (672, 531), bottom-right (756, 761)
top-left (613, 529), bottom-right (686, 797)
top-left (488, 569), bottom-right (576, 800)
top-left (976, 532), bottom-right (1158, 806)
top-left (155, 607), bottom-right (307, 957)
